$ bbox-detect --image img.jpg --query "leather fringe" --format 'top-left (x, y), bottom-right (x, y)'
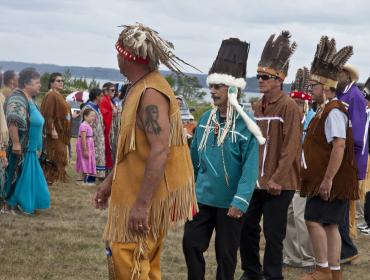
top-left (103, 178), bottom-right (197, 243)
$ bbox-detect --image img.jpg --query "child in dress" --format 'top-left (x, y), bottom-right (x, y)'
top-left (76, 109), bottom-right (97, 186)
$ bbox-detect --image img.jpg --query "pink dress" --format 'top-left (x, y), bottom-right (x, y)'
top-left (76, 122), bottom-right (96, 175)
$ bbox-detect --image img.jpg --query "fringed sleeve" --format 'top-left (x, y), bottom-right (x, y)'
top-left (40, 92), bottom-right (58, 135)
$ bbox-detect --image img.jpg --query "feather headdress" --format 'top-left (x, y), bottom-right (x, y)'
top-left (116, 23), bottom-right (200, 74)
top-left (291, 67), bottom-right (311, 94)
top-left (310, 36), bottom-right (353, 89)
top-left (257, 30), bottom-right (297, 80)
top-left (289, 67), bottom-right (312, 115)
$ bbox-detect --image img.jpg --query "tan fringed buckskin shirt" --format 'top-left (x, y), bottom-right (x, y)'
top-left (103, 70), bottom-right (197, 243)
top-left (254, 91), bottom-right (302, 190)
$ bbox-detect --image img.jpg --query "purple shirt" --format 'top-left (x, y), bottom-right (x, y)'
top-left (337, 84), bottom-right (368, 180)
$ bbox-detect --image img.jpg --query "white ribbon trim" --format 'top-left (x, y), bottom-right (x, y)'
top-left (234, 196), bottom-right (249, 206)
top-left (362, 108), bottom-right (370, 155)
top-left (254, 116), bottom-right (284, 123)
top-left (255, 116), bottom-right (285, 177)
top-left (302, 150), bottom-right (308, 169)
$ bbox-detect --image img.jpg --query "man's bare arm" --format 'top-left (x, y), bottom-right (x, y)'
top-left (319, 138), bottom-right (345, 200)
top-left (128, 88), bottom-right (170, 233)
top-left (8, 124), bottom-right (21, 155)
top-left (324, 138), bottom-right (345, 181)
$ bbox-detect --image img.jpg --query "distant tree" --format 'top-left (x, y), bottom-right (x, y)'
top-left (165, 74), bottom-right (176, 88)
top-left (88, 78), bottom-right (100, 90)
top-left (166, 74), bottom-right (206, 102)
top-left (62, 69), bottom-right (74, 95)
top-left (40, 72), bottom-right (51, 93)
top-left (248, 96), bottom-right (260, 104)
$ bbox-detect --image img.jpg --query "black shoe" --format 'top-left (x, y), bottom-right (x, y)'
top-left (239, 272), bottom-right (265, 280)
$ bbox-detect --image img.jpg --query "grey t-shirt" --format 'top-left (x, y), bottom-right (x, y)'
top-left (325, 108), bottom-right (348, 143)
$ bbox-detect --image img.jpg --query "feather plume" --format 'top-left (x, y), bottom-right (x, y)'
top-left (310, 35), bottom-right (353, 81)
top-left (332, 46), bottom-right (353, 67)
top-left (258, 30), bottom-right (297, 78)
top-left (302, 67), bottom-right (310, 92)
top-left (117, 23), bottom-right (201, 74)
top-left (326, 38), bottom-right (337, 62)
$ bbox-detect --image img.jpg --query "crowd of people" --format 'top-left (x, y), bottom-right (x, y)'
top-left (0, 71), bottom-right (123, 214)
top-left (2, 22), bottom-right (370, 280)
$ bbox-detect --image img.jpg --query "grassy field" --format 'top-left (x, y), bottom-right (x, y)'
top-left (1, 161), bottom-right (370, 279)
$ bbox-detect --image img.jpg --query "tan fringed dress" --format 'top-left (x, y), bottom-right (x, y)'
top-left (40, 90), bottom-right (71, 184)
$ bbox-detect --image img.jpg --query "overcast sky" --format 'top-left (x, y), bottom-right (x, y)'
top-left (1, 0), bottom-right (370, 82)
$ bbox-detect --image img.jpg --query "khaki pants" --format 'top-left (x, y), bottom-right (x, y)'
top-left (283, 192), bottom-right (315, 267)
top-left (112, 234), bottom-right (164, 280)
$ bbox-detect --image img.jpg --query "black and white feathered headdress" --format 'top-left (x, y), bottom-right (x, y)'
top-left (116, 23), bottom-right (200, 74)
top-left (310, 36), bottom-right (353, 89)
top-left (257, 31), bottom-right (297, 80)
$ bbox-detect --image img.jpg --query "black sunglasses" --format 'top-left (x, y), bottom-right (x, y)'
top-left (256, 74), bottom-right (278, 81)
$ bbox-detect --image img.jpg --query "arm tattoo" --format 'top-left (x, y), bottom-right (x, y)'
top-left (144, 105), bottom-right (161, 135)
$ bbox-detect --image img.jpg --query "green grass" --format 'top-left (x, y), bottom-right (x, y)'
top-left (1, 158), bottom-right (369, 279)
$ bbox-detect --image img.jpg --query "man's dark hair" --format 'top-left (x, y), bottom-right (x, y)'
top-left (18, 68), bottom-right (40, 89)
top-left (3, 70), bottom-right (16, 87)
top-left (48, 72), bottom-right (63, 90)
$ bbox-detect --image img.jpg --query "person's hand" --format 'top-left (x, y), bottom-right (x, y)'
top-left (267, 179), bottom-right (282, 196)
top-left (128, 200), bottom-right (150, 235)
top-left (227, 207), bottom-right (243, 219)
top-left (83, 150), bottom-right (89, 159)
top-left (12, 142), bottom-right (21, 155)
top-left (51, 130), bottom-right (58, 140)
top-left (94, 180), bottom-right (112, 210)
top-left (1, 157), bottom-right (8, 168)
top-left (319, 178), bottom-right (332, 201)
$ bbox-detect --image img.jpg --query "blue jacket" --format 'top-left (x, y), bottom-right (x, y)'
top-left (191, 109), bottom-right (259, 212)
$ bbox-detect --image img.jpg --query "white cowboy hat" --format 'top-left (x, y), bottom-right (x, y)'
top-left (342, 64), bottom-right (359, 82)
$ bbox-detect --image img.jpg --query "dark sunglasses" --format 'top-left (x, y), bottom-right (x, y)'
top-left (55, 79), bottom-right (64, 83)
top-left (209, 84), bottom-right (225, 90)
top-left (256, 74), bottom-right (279, 81)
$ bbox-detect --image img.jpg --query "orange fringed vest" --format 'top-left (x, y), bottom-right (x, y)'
top-left (103, 70), bottom-right (197, 243)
